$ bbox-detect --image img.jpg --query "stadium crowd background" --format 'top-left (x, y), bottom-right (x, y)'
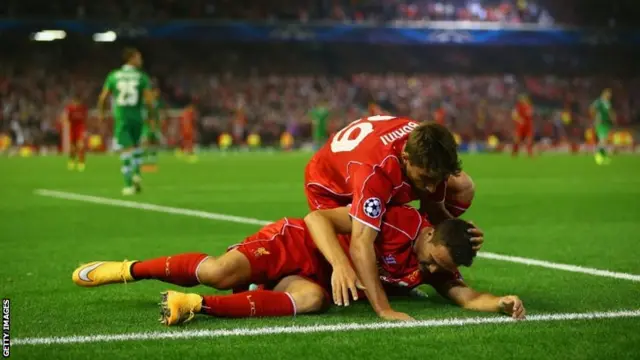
top-left (0, 0), bottom-right (638, 149)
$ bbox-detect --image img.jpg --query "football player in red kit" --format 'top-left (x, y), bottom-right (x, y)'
top-left (72, 206), bottom-right (524, 324)
top-left (180, 102), bottom-right (197, 162)
top-left (62, 95), bottom-right (89, 171)
top-left (512, 94), bottom-right (534, 157)
top-left (304, 115), bottom-right (478, 320)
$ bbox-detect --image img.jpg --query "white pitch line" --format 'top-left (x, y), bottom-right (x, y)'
top-left (34, 189), bottom-right (640, 283)
top-left (34, 189), bottom-right (270, 226)
top-left (478, 252), bottom-right (640, 282)
top-left (13, 309), bottom-right (640, 346)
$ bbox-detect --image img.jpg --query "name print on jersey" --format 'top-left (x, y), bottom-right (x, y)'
top-left (380, 121), bottom-right (419, 146)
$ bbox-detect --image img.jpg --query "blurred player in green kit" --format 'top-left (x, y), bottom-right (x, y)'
top-left (97, 48), bottom-right (155, 195)
top-left (141, 85), bottom-right (165, 172)
top-left (590, 88), bottom-right (615, 165)
top-left (309, 102), bottom-right (330, 150)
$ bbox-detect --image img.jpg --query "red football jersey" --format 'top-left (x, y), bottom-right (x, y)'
top-left (234, 206), bottom-right (460, 293)
top-left (65, 103), bottom-right (88, 125)
top-left (515, 102), bottom-right (533, 125)
top-left (307, 115), bottom-right (425, 230)
top-left (181, 109), bottom-right (195, 133)
top-left (365, 205), bottom-right (461, 289)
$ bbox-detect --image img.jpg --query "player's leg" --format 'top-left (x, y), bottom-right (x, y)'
top-left (595, 124), bottom-right (611, 164)
top-left (183, 133), bottom-right (197, 163)
top-left (512, 130), bottom-right (522, 156)
top-left (160, 275), bottom-right (328, 325)
top-left (76, 125), bottom-right (86, 171)
top-left (147, 135), bottom-right (159, 170)
top-left (68, 142), bottom-right (77, 170)
top-left (115, 121), bottom-right (137, 195)
top-left (71, 251), bottom-right (241, 288)
top-left (525, 129), bottom-right (534, 157)
top-left (130, 121), bottom-right (145, 191)
top-left (141, 126), bottom-right (158, 172)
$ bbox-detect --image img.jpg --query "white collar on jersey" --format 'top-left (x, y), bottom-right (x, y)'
top-left (122, 64), bottom-right (135, 70)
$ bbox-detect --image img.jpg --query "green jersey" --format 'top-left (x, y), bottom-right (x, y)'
top-left (592, 98), bottom-right (612, 126)
top-left (104, 65), bottom-right (151, 122)
top-left (310, 106), bottom-right (330, 140)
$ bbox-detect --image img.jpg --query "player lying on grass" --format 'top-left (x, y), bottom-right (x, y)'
top-left (305, 116), bottom-right (478, 321)
top-left (72, 206), bottom-right (525, 324)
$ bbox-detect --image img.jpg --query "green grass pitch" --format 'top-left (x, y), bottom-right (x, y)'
top-left (1, 152), bottom-right (640, 359)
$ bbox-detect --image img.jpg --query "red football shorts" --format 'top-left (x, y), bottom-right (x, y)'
top-left (304, 160), bottom-right (350, 211)
top-left (515, 124), bottom-right (533, 139)
top-left (228, 218), bottom-right (332, 296)
top-left (69, 123), bottom-right (85, 144)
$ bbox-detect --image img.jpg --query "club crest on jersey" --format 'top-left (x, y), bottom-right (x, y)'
top-left (383, 254), bottom-right (396, 265)
top-left (363, 197), bottom-right (382, 218)
top-left (254, 247), bottom-right (271, 258)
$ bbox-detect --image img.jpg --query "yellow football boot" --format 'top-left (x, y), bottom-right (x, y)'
top-left (159, 290), bottom-right (203, 326)
top-left (72, 261), bottom-right (136, 287)
top-left (595, 153), bottom-right (604, 165)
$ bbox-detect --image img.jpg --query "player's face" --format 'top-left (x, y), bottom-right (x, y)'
top-left (603, 89), bottom-right (612, 100)
top-left (131, 52), bottom-right (143, 67)
top-left (404, 160), bottom-right (442, 194)
top-left (415, 228), bottom-right (457, 274)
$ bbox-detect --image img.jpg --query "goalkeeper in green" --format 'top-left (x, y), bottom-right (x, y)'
top-left (309, 103), bottom-right (330, 150)
top-left (590, 88), bottom-right (615, 165)
top-left (97, 48), bottom-right (155, 195)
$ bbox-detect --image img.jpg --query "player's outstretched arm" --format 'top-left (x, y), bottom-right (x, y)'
top-left (434, 280), bottom-right (526, 319)
top-left (350, 220), bottom-right (413, 321)
top-left (97, 87), bottom-right (111, 122)
top-left (304, 207), bottom-right (361, 306)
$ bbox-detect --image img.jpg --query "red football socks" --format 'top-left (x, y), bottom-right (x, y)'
top-left (201, 290), bottom-right (296, 318)
top-left (512, 143), bottom-right (519, 155)
top-left (130, 252), bottom-right (208, 287)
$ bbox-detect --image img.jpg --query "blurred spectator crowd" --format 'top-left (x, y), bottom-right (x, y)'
top-left (0, 0), bottom-right (556, 25)
top-left (1, 41), bottom-right (638, 148)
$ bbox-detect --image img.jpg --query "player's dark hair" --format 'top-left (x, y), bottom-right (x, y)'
top-left (405, 122), bottom-right (462, 182)
top-left (432, 219), bottom-right (476, 267)
top-left (123, 47), bottom-right (139, 63)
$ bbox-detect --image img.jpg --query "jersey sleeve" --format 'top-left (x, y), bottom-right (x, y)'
top-left (349, 165), bottom-right (394, 231)
top-left (349, 155), bottom-right (407, 230)
top-left (103, 72), bottom-right (115, 92)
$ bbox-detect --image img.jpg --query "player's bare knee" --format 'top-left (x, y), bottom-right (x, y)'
top-left (196, 251), bottom-right (250, 289)
top-left (288, 288), bottom-right (327, 314)
top-left (275, 276), bottom-right (329, 314)
top-left (195, 257), bottom-right (233, 289)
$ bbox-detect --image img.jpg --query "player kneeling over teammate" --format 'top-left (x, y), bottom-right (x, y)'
top-left (72, 207), bottom-right (525, 324)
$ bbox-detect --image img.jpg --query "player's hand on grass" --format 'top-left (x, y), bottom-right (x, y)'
top-left (499, 295), bottom-right (526, 320)
top-left (378, 309), bottom-right (415, 322)
top-left (331, 264), bottom-right (363, 306)
top-left (467, 221), bottom-right (484, 252)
